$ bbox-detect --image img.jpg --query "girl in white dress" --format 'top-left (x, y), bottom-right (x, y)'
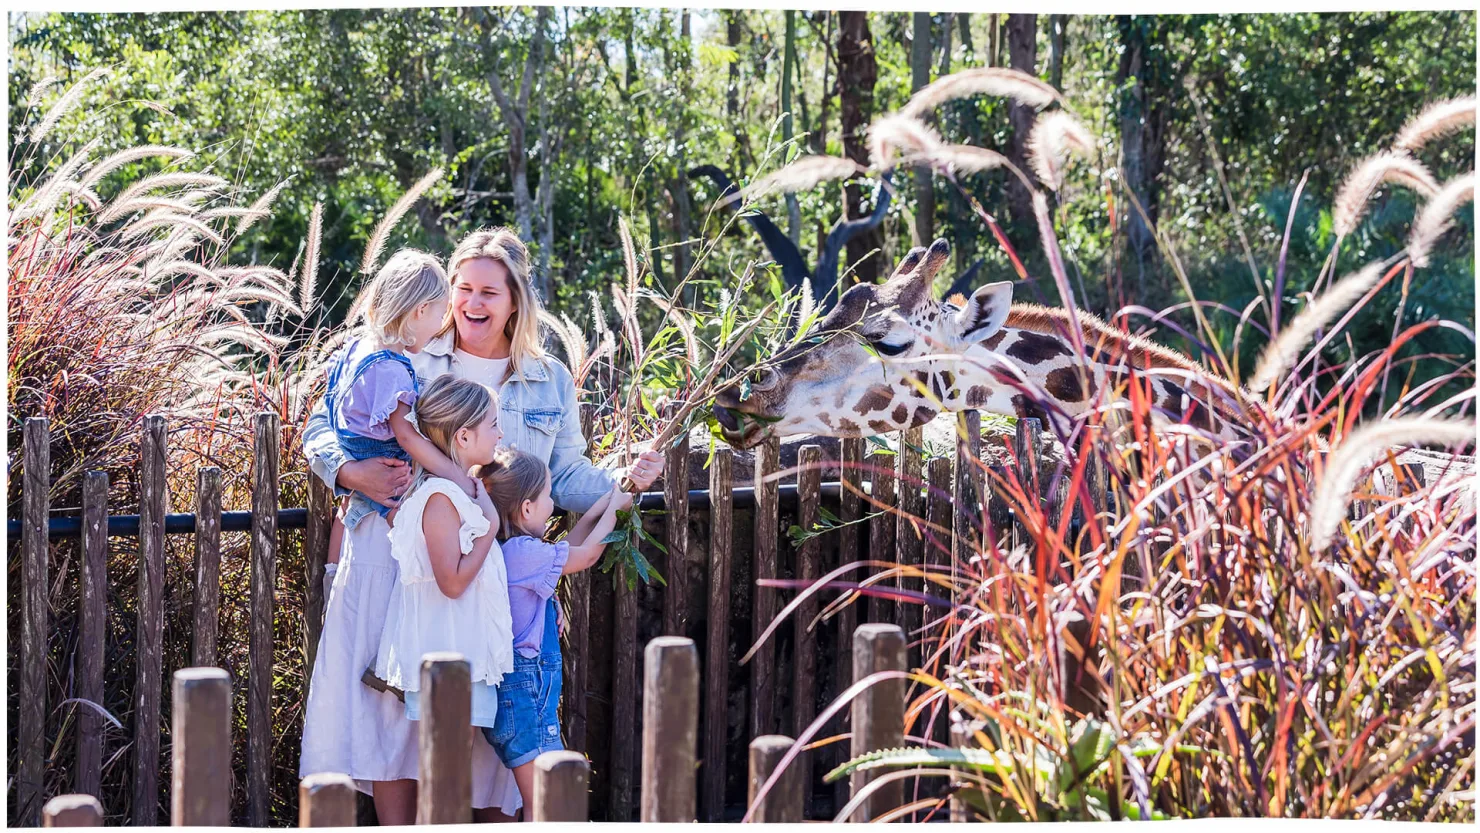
top-left (374, 375), bottom-right (516, 734)
top-left (299, 373), bottom-right (519, 824)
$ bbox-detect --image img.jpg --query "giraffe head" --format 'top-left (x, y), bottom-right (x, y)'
top-left (714, 238), bottom-right (1013, 448)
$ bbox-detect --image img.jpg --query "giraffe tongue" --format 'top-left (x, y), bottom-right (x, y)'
top-left (712, 404), bottom-right (740, 432)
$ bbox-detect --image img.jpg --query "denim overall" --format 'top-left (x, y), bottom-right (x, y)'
top-left (325, 346), bottom-right (420, 523)
top-left (484, 597), bottom-right (564, 768)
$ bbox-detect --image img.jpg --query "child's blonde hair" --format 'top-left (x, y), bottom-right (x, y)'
top-left (414, 376), bottom-right (497, 473)
top-left (366, 249), bottom-right (449, 348)
top-left (444, 228), bottom-right (547, 377)
top-left (475, 447), bottom-right (550, 540)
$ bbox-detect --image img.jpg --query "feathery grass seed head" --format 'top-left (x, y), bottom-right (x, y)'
top-left (1408, 174), bottom-right (1475, 268)
top-left (1393, 96), bottom-right (1477, 153)
top-left (1333, 151), bottom-right (1441, 239)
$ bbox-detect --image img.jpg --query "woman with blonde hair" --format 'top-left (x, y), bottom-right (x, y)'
top-left (299, 228), bottom-right (667, 823)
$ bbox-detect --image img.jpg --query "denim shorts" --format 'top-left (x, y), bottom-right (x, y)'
top-left (483, 651), bottom-right (564, 768)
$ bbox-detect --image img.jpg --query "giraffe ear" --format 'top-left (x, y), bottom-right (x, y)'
top-left (954, 281), bottom-right (1013, 344)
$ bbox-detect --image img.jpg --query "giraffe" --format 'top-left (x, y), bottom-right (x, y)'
top-left (712, 238), bottom-right (1266, 451)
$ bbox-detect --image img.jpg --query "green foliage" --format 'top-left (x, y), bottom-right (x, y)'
top-left (598, 507), bottom-right (667, 589)
top-left (13, 10), bottom-right (1472, 384)
top-left (823, 717), bottom-right (1218, 821)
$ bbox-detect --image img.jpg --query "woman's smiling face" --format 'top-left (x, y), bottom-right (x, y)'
top-left (452, 257), bottom-right (516, 358)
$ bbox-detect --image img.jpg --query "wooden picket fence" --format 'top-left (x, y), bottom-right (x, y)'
top-left (11, 410), bottom-right (1082, 825)
top-left (40, 622), bottom-right (928, 826)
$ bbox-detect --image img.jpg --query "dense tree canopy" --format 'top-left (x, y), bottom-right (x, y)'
top-left (9, 8), bottom-right (1475, 400)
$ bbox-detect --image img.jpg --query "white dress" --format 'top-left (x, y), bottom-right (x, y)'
top-left (375, 478), bottom-right (516, 707)
top-left (298, 508), bottom-right (523, 813)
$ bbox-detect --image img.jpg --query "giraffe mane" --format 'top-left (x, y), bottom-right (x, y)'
top-left (1002, 303), bottom-right (1245, 397)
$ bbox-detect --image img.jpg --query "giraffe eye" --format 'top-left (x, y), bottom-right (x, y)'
top-left (871, 338), bottom-right (912, 357)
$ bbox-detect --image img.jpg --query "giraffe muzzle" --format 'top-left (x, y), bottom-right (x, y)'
top-left (711, 403), bottom-right (771, 449)
top-left (712, 403), bottom-right (740, 432)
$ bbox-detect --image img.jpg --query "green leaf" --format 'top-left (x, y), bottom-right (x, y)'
top-left (697, 42), bottom-right (738, 68)
top-left (1069, 717), bottom-right (1115, 778)
top-left (824, 746), bottom-right (1021, 784)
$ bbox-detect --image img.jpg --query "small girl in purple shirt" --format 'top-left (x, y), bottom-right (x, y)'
top-left (477, 447), bottom-right (631, 808)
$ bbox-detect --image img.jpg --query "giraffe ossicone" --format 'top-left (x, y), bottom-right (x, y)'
top-left (713, 238), bottom-right (1261, 450)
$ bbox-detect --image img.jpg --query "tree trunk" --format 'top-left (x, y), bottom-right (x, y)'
top-left (726, 11), bottom-right (748, 172)
top-left (936, 15), bottom-right (956, 267)
top-left (670, 9), bottom-right (695, 282)
top-left (911, 12), bottom-right (934, 245)
top-left (484, 5), bottom-right (552, 288)
top-left (1049, 15), bottom-right (1067, 90)
top-left (813, 12), bottom-right (833, 157)
top-left (814, 11), bottom-right (834, 258)
top-left (1005, 14), bottom-right (1038, 243)
top-left (958, 12), bottom-right (974, 58)
top-left (837, 10), bottom-right (880, 283)
top-left (1116, 15), bottom-right (1172, 285)
top-left (534, 95), bottom-right (563, 302)
top-left (988, 14), bottom-right (1000, 68)
top-left (937, 13), bottom-right (953, 77)
top-left (782, 10), bottom-right (801, 247)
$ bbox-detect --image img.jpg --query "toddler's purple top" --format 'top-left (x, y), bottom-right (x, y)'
top-left (500, 535), bottom-right (571, 658)
top-left (333, 339), bottom-right (419, 441)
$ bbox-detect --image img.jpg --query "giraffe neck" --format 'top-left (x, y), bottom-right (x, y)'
top-left (915, 308), bottom-right (1253, 440)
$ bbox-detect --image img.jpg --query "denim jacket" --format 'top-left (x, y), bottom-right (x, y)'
top-left (303, 332), bottom-right (615, 529)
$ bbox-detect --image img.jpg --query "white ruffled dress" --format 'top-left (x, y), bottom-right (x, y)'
top-left (375, 477), bottom-right (517, 722)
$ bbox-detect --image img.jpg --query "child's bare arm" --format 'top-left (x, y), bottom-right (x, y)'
top-left (423, 493), bottom-right (496, 599)
top-left (564, 489), bottom-right (615, 547)
top-left (388, 402), bottom-right (476, 495)
top-left (563, 490), bottom-right (632, 574)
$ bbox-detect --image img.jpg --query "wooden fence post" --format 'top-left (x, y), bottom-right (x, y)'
top-left (1082, 432), bottom-right (1108, 531)
top-left (832, 436), bottom-right (864, 810)
top-left (564, 403), bottom-right (596, 753)
top-left (849, 623), bottom-right (906, 822)
top-left (134, 414), bottom-right (167, 826)
top-left (1013, 418), bottom-right (1043, 552)
top-left (748, 735), bottom-right (803, 823)
top-left (750, 435), bottom-right (781, 738)
top-left (611, 563), bottom-right (639, 818)
top-left (791, 444), bottom-right (822, 799)
top-left (533, 751), bottom-right (590, 822)
top-left (77, 470), bottom-right (108, 802)
top-left (417, 653), bottom-right (472, 825)
top-left (896, 427), bottom-right (924, 651)
top-left (641, 636), bottom-right (699, 822)
top-left (923, 457), bottom-right (953, 747)
top-left (304, 475), bottom-right (331, 671)
top-left (20, 417), bottom-right (50, 827)
top-left (952, 411), bottom-right (982, 567)
top-left (702, 448), bottom-right (734, 822)
top-left (192, 467), bottom-right (222, 667)
top-left (865, 450), bottom-right (896, 623)
top-left (663, 430), bottom-right (691, 637)
top-left (248, 412), bottom-right (279, 826)
top-left (172, 668), bottom-right (232, 825)
top-left (42, 796), bottom-right (102, 827)
top-left (949, 718), bottom-right (977, 823)
top-left (298, 773), bottom-right (357, 827)
top-left (987, 466), bottom-right (1014, 540)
